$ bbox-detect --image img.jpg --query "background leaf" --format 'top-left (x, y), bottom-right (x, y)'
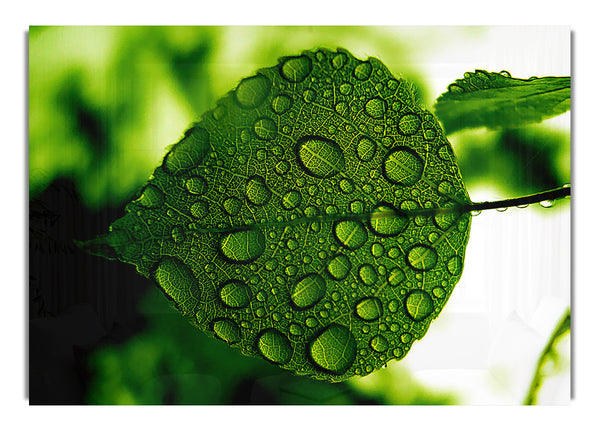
top-left (434, 70), bottom-right (570, 135)
top-left (82, 48), bottom-right (472, 382)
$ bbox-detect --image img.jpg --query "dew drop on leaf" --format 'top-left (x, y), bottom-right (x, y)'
top-left (309, 324), bottom-right (357, 374)
top-left (257, 329), bottom-right (293, 364)
top-left (355, 297), bottom-right (383, 321)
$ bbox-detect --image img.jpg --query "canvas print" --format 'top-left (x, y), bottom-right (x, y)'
top-left (29, 26), bottom-right (570, 405)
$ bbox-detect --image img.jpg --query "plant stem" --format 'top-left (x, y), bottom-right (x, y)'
top-left (465, 185), bottom-right (570, 213)
top-left (523, 308), bottom-right (571, 405)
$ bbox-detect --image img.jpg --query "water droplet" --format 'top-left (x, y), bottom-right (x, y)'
top-left (212, 318), bottom-right (241, 344)
top-left (285, 264), bottom-right (298, 277)
top-left (355, 297), bottom-right (383, 321)
top-left (358, 264), bottom-right (378, 286)
top-left (404, 290), bottom-right (434, 322)
top-left (271, 94), bottom-right (292, 114)
top-left (540, 200), bottom-right (554, 208)
top-left (400, 332), bottom-right (412, 343)
top-left (253, 117), bottom-right (278, 140)
top-left (327, 254), bottom-right (351, 280)
top-left (339, 82), bottom-right (353, 95)
top-left (382, 147), bottom-right (424, 186)
top-left (388, 299), bottom-right (399, 313)
top-left (154, 257), bottom-right (197, 313)
top-left (164, 127), bottom-right (210, 175)
top-left (356, 136), bottom-right (377, 162)
top-left (190, 200), bottom-right (208, 218)
top-left (406, 244), bottom-right (438, 271)
top-left (185, 176), bottom-right (207, 195)
top-left (305, 316), bottom-right (318, 328)
top-left (281, 189), bottom-right (302, 210)
top-left (447, 255), bottom-right (463, 276)
top-left (139, 184), bottom-right (164, 208)
top-left (332, 52), bottom-right (347, 69)
top-left (387, 267), bottom-right (405, 286)
top-left (365, 97), bottom-right (387, 119)
top-left (289, 323), bottom-right (303, 336)
top-left (309, 324), bottom-right (357, 374)
top-left (499, 70), bottom-right (511, 77)
top-left (219, 279), bottom-right (251, 308)
top-left (397, 113), bottom-right (421, 136)
top-left (291, 273), bottom-right (327, 310)
top-left (245, 175), bottom-right (271, 206)
top-left (339, 178), bottom-right (355, 194)
top-left (257, 329), bottom-right (293, 364)
top-left (371, 242), bottom-right (384, 258)
top-left (370, 334), bottom-right (389, 353)
top-left (432, 287), bottom-right (446, 299)
top-left (496, 207), bottom-right (508, 212)
top-left (423, 128), bottom-right (437, 141)
top-left (296, 135), bottom-right (345, 178)
top-left (354, 61), bottom-right (372, 81)
top-left (219, 228), bottom-right (266, 263)
top-left (235, 74), bottom-right (271, 109)
top-left (369, 203), bottom-right (408, 236)
top-left (280, 55), bottom-right (312, 83)
top-left (333, 219), bottom-right (368, 250)
top-left (223, 196), bottom-right (242, 216)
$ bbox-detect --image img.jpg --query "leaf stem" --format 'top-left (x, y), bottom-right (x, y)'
top-left (465, 185), bottom-right (570, 213)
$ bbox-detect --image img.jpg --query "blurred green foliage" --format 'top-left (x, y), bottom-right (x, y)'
top-left (29, 26), bottom-right (569, 404)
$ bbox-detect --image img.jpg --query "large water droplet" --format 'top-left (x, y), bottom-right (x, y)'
top-left (369, 203), bottom-right (408, 237)
top-left (382, 147), bottom-right (424, 186)
top-left (219, 228), bottom-right (266, 263)
top-left (397, 113), bottom-right (421, 135)
top-left (164, 127), bottom-right (210, 175)
top-left (245, 175), bottom-right (271, 206)
top-left (212, 318), bottom-right (241, 344)
top-left (370, 334), bottom-right (389, 353)
top-left (257, 329), bottom-right (293, 364)
top-left (358, 264), bottom-right (378, 286)
top-left (139, 184), bottom-right (164, 208)
top-left (219, 279), bottom-right (251, 308)
top-left (185, 176), bottom-right (207, 195)
top-left (404, 290), bottom-right (434, 322)
top-left (291, 273), bottom-right (327, 310)
top-left (154, 257), bottom-right (198, 313)
top-left (309, 324), bottom-right (357, 374)
top-left (406, 244), bottom-right (438, 271)
top-left (333, 220), bottom-right (368, 250)
top-left (235, 74), bottom-right (271, 109)
top-left (296, 135), bottom-right (345, 178)
top-left (253, 117), bottom-right (278, 140)
top-left (280, 55), bottom-right (312, 83)
top-left (365, 97), bottom-right (387, 119)
top-left (271, 94), bottom-right (292, 114)
top-left (355, 297), bottom-right (383, 321)
top-left (354, 61), bottom-right (372, 81)
top-left (326, 254), bottom-right (351, 280)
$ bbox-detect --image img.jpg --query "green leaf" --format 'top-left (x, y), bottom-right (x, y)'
top-left (434, 70), bottom-right (570, 134)
top-left (80, 48), bottom-right (472, 382)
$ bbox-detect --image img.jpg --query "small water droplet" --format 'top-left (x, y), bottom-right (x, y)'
top-left (235, 74), bottom-right (271, 109)
top-left (333, 219), bottom-right (368, 250)
top-left (404, 290), bottom-right (434, 322)
top-left (212, 318), bottom-right (241, 344)
top-left (540, 200), bottom-right (554, 208)
top-left (280, 55), bottom-right (312, 83)
top-left (382, 147), bottom-right (424, 186)
top-left (219, 279), bottom-right (251, 308)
